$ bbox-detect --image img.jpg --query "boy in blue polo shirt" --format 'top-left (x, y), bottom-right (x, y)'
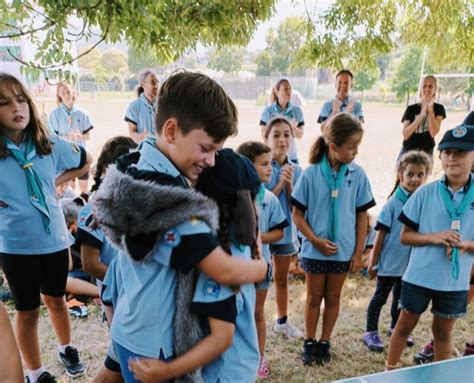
top-left (93, 72), bottom-right (268, 382)
top-left (386, 124), bottom-right (474, 370)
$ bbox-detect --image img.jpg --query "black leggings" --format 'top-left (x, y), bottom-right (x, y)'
top-left (366, 276), bottom-right (402, 332)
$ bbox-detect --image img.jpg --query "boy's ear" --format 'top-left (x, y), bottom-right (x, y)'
top-left (328, 142), bottom-right (337, 152)
top-left (162, 118), bottom-right (179, 144)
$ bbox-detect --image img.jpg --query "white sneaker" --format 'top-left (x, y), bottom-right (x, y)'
top-left (273, 320), bottom-right (303, 340)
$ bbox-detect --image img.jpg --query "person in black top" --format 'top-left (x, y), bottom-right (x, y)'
top-left (399, 75), bottom-right (446, 162)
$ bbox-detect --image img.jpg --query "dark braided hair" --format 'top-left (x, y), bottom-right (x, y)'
top-left (90, 136), bottom-right (137, 193)
top-left (217, 202), bottom-right (233, 254)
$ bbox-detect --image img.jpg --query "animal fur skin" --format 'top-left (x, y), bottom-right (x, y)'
top-left (93, 164), bottom-right (220, 382)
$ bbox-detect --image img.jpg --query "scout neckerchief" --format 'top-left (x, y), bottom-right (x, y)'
top-left (320, 155), bottom-right (348, 242)
top-left (437, 177), bottom-right (474, 280)
top-left (139, 93), bottom-right (156, 117)
top-left (59, 103), bottom-right (77, 129)
top-left (3, 136), bottom-right (50, 232)
top-left (271, 101), bottom-right (294, 119)
top-left (394, 185), bottom-right (410, 204)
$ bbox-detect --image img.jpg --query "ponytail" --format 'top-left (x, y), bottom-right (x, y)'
top-left (309, 136), bottom-right (328, 164)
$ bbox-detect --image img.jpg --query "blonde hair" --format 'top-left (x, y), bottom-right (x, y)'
top-left (269, 78), bottom-right (291, 104)
top-left (56, 82), bottom-right (76, 105)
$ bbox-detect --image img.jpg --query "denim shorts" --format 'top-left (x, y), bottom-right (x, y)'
top-left (300, 258), bottom-right (350, 274)
top-left (270, 243), bottom-right (297, 256)
top-left (256, 262), bottom-right (272, 290)
top-left (399, 281), bottom-right (468, 319)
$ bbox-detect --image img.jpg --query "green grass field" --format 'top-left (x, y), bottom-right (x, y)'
top-left (3, 99), bottom-right (472, 382)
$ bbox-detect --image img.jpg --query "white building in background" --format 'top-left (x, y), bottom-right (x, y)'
top-left (1, 30), bottom-right (79, 94)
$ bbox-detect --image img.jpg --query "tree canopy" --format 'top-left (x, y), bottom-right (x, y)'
top-left (0, 0), bottom-right (275, 73)
top-left (300, 0), bottom-right (473, 71)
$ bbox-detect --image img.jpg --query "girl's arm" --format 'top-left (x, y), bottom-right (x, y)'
top-left (128, 122), bottom-right (147, 144)
top-left (400, 225), bottom-right (461, 247)
top-left (271, 176), bottom-right (287, 197)
top-left (368, 229), bottom-right (388, 278)
top-left (426, 111), bottom-right (443, 138)
top-left (457, 241), bottom-right (474, 253)
top-left (55, 150), bottom-right (92, 186)
top-left (197, 247), bottom-right (267, 286)
top-left (128, 317), bottom-right (234, 383)
top-left (261, 228), bottom-right (284, 244)
top-left (290, 120), bottom-right (304, 139)
top-left (293, 206), bottom-right (337, 255)
top-left (81, 244), bottom-right (107, 281)
top-left (350, 211), bottom-right (368, 272)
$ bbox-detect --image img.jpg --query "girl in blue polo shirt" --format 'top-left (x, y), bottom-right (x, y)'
top-left (259, 78), bottom-right (305, 164)
top-left (363, 150), bottom-right (431, 353)
top-left (386, 126), bottom-right (474, 370)
top-left (291, 113), bottom-right (375, 365)
top-left (0, 73), bottom-right (92, 383)
top-left (48, 82), bottom-right (94, 192)
top-left (125, 69), bottom-right (159, 143)
top-left (263, 117), bottom-right (303, 341)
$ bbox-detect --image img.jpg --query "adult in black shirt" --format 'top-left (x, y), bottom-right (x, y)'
top-left (400, 75), bottom-right (446, 160)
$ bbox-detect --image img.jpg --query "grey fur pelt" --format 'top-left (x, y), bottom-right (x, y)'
top-left (93, 164), bottom-right (218, 382)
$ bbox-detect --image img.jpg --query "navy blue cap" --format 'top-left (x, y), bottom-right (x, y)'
top-left (438, 124), bottom-right (474, 151)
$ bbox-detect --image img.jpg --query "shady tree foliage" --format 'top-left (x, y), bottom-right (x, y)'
top-left (0, 0), bottom-right (276, 78)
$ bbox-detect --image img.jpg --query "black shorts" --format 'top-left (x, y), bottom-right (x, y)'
top-left (1, 249), bottom-right (69, 311)
top-left (300, 258), bottom-right (350, 274)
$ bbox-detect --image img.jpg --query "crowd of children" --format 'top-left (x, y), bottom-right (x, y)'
top-left (0, 69), bottom-right (473, 383)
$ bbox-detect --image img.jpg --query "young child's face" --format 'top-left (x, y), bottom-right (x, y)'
top-left (332, 132), bottom-right (362, 164)
top-left (440, 149), bottom-right (474, 179)
top-left (170, 127), bottom-right (224, 181)
top-left (267, 122), bottom-right (292, 158)
top-left (0, 85), bottom-right (30, 134)
top-left (399, 164), bottom-right (427, 193)
top-left (253, 152), bottom-right (273, 183)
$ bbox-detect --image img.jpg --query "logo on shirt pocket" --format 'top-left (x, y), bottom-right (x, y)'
top-left (163, 228), bottom-right (181, 247)
top-left (203, 279), bottom-right (220, 297)
top-left (469, 201), bottom-right (474, 210)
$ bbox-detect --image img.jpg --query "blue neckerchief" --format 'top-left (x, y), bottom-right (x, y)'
top-left (229, 223), bottom-right (246, 252)
top-left (395, 185), bottom-right (410, 204)
top-left (338, 96), bottom-right (351, 112)
top-left (4, 136), bottom-right (50, 232)
top-left (271, 101), bottom-right (294, 119)
top-left (437, 177), bottom-right (474, 280)
top-left (256, 184), bottom-right (265, 210)
top-left (139, 93), bottom-right (156, 116)
top-left (320, 155), bottom-right (348, 242)
top-left (59, 103), bottom-right (77, 125)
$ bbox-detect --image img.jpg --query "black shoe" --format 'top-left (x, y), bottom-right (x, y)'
top-left (59, 346), bottom-right (85, 377)
top-left (316, 340), bottom-right (331, 365)
top-left (25, 371), bottom-right (57, 383)
top-left (301, 339), bottom-right (317, 365)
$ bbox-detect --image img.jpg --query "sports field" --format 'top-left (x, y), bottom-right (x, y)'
top-left (6, 96), bottom-right (472, 382)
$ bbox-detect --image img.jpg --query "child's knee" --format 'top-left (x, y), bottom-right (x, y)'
top-left (324, 293), bottom-right (342, 308)
top-left (42, 295), bottom-right (67, 310)
top-left (306, 292), bottom-right (323, 307)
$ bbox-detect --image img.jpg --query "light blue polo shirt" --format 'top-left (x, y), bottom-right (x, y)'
top-left (258, 189), bottom-right (288, 263)
top-left (264, 159), bottom-right (302, 246)
top-left (260, 102), bottom-right (304, 162)
top-left (77, 202), bottom-right (118, 269)
top-left (0, 134), bottom-right (85, 254)
top-left (374, 187), bottom-right (412, 277)
top-left (195, 243), bottom-right (259, 383)
top-left (124, 94), bottom-right (156, 135)
top-left (399, 177), bottom-right (474, 291)
top-left (104, 144), bottom-right (219, 359)
top-left (291, 161), bottom-right (376, 262)
top-left (317, 97), bottom-right (364, 124)
top-left (48, 104), bottom-right (93, 148)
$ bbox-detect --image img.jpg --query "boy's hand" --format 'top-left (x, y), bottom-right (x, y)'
top-left (313, 237), bottom-right (338, 256)
top-left (129, 357), bottom-right (174, 383)
top-left (345, 99), bottom-right (356, 113)
top-left (368, 263), bottom-right (378, 279)
top-left (350, 253), bottom-right (362, 273)
top-left (430, 231), bottom-right (461, 247)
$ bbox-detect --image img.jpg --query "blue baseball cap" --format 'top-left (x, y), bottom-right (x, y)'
top-left (438, 123), bottom-right (474, 151)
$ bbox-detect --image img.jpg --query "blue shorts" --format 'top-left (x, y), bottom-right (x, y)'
top-left (300, 258), bottom-right (350, 274)
top-left (270, 243), bottom-right (297, 256)
top-left (399, 281), bottom-right (468, 319)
